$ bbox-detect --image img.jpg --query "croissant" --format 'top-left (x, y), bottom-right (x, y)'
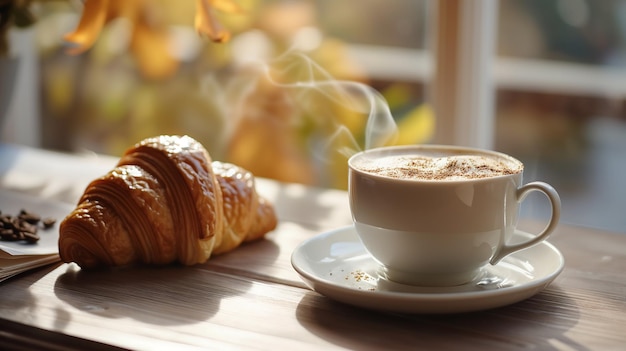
top-left (59, 135), bottom-right (277, 269)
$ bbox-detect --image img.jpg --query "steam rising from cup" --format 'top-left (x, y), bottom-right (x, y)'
top-left (265, 52), bottom-right (398, 156)
top-left (243, 51), bottom-right (398, 158)
top-left (201, 50), bottom-right (399, 186)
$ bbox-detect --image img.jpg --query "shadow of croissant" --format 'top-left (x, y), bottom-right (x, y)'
top-left (53, 258), bottom-right (259, 326)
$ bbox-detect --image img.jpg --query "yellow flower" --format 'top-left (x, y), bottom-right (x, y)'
top-left (63, 0), bottom-right (112, 56)
top-left (195, 0), bottom-right (243, 42)
top-left (64, 0), bottom-right (240, 79)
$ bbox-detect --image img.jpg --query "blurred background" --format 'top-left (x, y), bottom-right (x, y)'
top-left (1, 0), bottom-right (625, 233)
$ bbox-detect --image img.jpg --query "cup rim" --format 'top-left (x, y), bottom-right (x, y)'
top-left (348, 144), bottom-right (524, 183)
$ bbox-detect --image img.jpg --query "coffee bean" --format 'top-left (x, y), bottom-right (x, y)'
top-left (22, 231), bottom-right (40, 243)
top-left (42, 217), bottom-right (56, 229)
top-left (0, 229), bottom-right (17, 240)
top-left (18, 209), bottom-right (41, 224)
top-left (0, 209), bottom-right (56, 244)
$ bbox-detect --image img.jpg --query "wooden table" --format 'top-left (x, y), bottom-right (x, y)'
top-left (0, 144), bottom-right (625, 350)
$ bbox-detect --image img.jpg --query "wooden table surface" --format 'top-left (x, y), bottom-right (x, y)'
top-left (1, 144), bottom-right (625, 350)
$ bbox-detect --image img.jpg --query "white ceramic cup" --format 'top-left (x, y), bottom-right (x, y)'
top-left (348, 145), bottom-right (561, 286)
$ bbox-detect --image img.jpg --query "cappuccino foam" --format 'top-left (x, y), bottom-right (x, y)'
top-left (355, 154), bottom-right (522, 181)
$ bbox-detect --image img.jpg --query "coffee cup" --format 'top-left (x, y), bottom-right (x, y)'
top-left (348, 145), bottom-right (561, 286)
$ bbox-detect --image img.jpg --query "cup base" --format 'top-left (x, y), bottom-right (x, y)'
top-left (380, 266), bottom-right (480, 287)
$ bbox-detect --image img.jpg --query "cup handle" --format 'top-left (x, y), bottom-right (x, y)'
top-left (489, 181), bottom-right (561, 265)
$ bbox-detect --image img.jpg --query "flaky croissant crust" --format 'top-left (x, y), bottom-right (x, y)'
top-left (59, 135), bottom-right (277, 269)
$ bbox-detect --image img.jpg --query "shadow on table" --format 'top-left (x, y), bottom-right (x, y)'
top-left (52, 254), bottom-right (274, 326)
top-left (296, 287), bottom-right (587, 351)
top-left (2, 263), bottom-right (130, 351)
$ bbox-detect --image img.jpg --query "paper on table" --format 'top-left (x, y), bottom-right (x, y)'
top-left (0, 253), bottom-right (60, 282)
top-left (0, 189), bottom-right (74, 281)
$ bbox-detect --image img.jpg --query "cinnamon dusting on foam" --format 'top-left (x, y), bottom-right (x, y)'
top-left (355, 154), bottom-right (523, 181)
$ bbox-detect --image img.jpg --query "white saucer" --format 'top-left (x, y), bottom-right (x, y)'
top-left (291, 225), bottom-right (564, 314)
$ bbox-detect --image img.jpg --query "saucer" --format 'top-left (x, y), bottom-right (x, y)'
top-left (291, 225), bottom-right (564, 314)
